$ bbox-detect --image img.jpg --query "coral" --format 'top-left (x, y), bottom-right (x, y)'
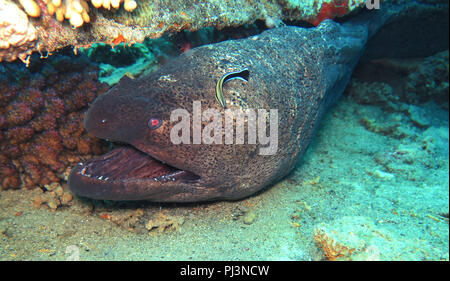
top-left (0, 52), bottom-right (110, 190)
top-left (93, 0), bottom-right (137, 12)
top-left (99, 208), bottom-right (145, 231)
top-left (0, 0), bottom-right (37, 63)
top-left (314, 216), bottom-right (435, 260)
top-left (44, 0), bottom-right (137, 28)
top-left (282, 0), bottom-right (366, 26)
top-left (110, 0), bottom-right (366, 27)
top-left (32, 182), bottom-right (73, 210)
top-left (18, 0), bottom-right (40, 17)
top-left (15, 0), bottom-right (138, 28)
top-left (308, 0), bottom-right (352, 26)
top-left (145, 212), bottom-right (185, 233)
top-left (0, 0), bottom-right (370, 63)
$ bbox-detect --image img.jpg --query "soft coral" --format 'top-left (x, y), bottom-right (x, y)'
top-left (309, 0), bottom-right (350, 26)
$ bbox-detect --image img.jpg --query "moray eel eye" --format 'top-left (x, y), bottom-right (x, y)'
top-left (148, 118), bottom-right (162, 130)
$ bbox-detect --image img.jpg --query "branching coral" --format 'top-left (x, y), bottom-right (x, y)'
top-left (0, 0), bottom-right (138, 61)
top-left (46, 0), bottom-right (137, 28)
top-left (47, 0), bottom-right (92, 28)
top-left (91, 0), bottom-right (137, 12)
top-left (18, 0), bottom-right (40, 17)
top-left (16, 0), bottom-right (137, 28)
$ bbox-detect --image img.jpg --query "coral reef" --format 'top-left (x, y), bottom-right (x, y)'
top-left (0, 52), bottom-right (110, 190)
top-left (0, 0), bottom-right (369, 63)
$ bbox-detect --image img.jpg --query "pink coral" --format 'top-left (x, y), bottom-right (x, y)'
top-left (0, 53), bottom-right (110, 189)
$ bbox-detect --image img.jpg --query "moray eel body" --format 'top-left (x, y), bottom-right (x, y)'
top-left (69, 10), bottom-right (389, 202)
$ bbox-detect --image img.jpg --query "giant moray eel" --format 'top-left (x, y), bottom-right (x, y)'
top-left (68, 9), bottom-right (391, 202)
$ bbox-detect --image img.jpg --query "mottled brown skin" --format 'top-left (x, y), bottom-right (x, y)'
top-left (69, 18), bottom-right (379, 202)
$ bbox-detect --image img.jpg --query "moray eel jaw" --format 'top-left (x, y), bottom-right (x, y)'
top-left (68, 145), bottom-right (214, 202)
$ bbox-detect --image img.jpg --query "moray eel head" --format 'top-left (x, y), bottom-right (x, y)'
top-left (68, 74), bottom-right (218, 202)
top-left (70, 42), bottom-right (287, 203)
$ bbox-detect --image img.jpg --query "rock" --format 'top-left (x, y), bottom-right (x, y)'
top-left (408, 105), bottom-right (431, 128)
top-left (347, 80), bottom-right (399, 111)
top-left (242, 212), bottom-right (257, 225)
top-left (373, 169), bottom-right (395, 181)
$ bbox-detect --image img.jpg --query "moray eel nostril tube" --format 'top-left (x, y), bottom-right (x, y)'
top-left (69, 8), bottom-right (395, 202)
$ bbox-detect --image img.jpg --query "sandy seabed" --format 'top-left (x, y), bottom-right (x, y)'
top-left (0, 74), bottom-right (448, 261)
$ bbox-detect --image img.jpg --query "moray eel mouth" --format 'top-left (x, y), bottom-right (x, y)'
top-left (69, 145), bottom-right (201, 201)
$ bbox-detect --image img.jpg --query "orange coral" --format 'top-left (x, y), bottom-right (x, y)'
top-left (309, 0), bottom-right (350, 26)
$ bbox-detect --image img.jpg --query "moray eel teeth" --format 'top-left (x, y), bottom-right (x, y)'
top-left (215, 68), bottom-right (250, 108)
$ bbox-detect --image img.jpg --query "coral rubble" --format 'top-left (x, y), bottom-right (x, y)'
top-left (0, 52), bottom-right (109, 190)
top-left (32, 181), bottom-right (73, 210)
top-left (145, 212), bottom-right (185, 233)
top-left (314, 216), bottom-right (435, 260)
